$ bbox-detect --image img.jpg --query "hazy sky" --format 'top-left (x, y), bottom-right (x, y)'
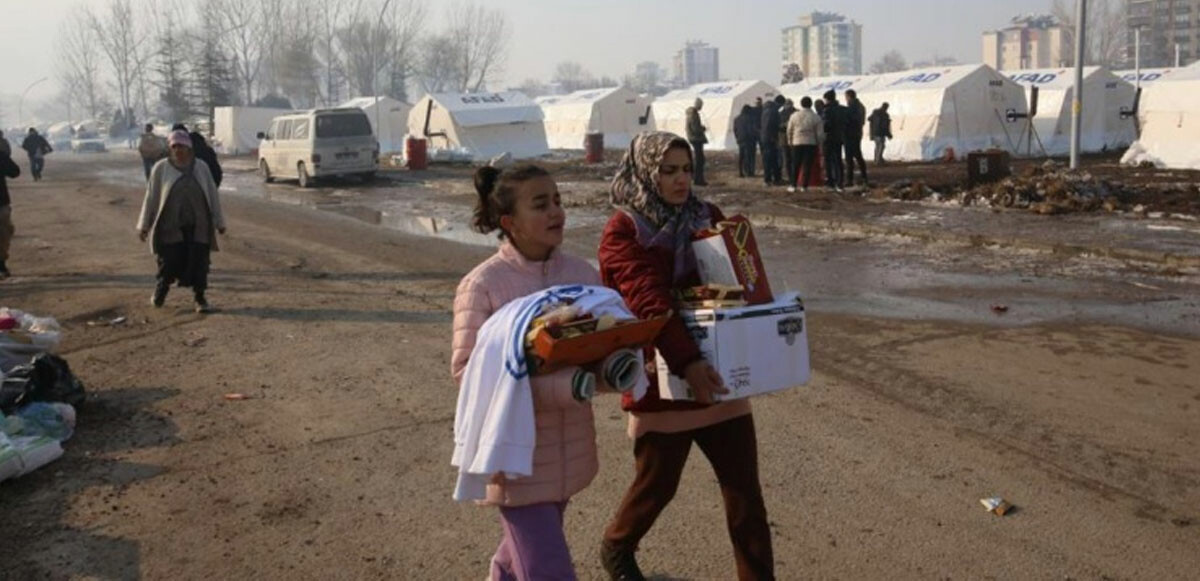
top-left (1, 0), bottom-right (1053, 101)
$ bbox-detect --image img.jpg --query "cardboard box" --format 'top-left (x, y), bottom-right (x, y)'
top-left (693, 216), bottom-right (774, 305)
top-left (656, 292), bottom-right (810, 401)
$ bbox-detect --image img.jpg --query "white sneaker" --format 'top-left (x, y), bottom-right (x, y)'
top-left (787, 187), bottom-right (796, 193)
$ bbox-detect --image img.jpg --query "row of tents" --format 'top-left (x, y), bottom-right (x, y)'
top-left (209, 61), bottom-right (1200, 170)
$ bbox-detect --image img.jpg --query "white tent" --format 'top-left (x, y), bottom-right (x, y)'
top-left (780, 74), bottom-right (881, 105)
top-left (214, 106), bottom-right (291, 155)
top-left (538, 87), bottom-right (653, 150)
top-left (339, 96), bottom-right (413, 153)
top-left (1121, 62), bottom-right (1200, 169)
top-left (408, 92), bottom-right (548, 160)
top-left (650, 81), bottom-right (779, 151)
top-left (845, 64), bottom-right (1028, 161)
top-left (1113, 68), bottom-right (1175, 87)
top-left (1008, 67), bottom-right (1137, 155)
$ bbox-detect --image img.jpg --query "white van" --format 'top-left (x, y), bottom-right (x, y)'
top-left (257, 108), bottom-right (379, 187)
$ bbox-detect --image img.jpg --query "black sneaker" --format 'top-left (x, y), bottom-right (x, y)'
top-left (600, 542), bottom-right (646, 581)
top-left (194, 293), bottom-right (211, 314)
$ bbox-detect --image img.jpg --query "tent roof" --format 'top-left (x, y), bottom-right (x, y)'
top-left (781, 74), bottom-right (880, 96)
top-left (1008, 67), bottom-right (1115, 89)
top-left (659, 80), bottom-right (776, 102)
top-left (871, 64), bottom-right (1002, 92)
top-left (423, 91), bottom-right (543, 127)
top-left (1158, 61), bottom-right (1200, 81)
top-left (1113, 68), bottom-right (1177, 84)
top-left (339, 96), bottom-right (411, 109)
top-left (538, 87), bottom-right (629, 107)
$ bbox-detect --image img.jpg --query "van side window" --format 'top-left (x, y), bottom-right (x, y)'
top-left (279, 120), bottom-right (294, 141)
top-left (292, 119), bottom-right (310, 140)
top-left (268, 120), bottom-right (281, 140)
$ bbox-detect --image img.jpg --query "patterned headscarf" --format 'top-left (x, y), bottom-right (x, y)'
top-left (610, 131), bottom-right (712, 282)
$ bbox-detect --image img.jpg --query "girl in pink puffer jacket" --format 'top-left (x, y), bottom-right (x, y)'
top-left (451, 164), bottom-right (603, 580)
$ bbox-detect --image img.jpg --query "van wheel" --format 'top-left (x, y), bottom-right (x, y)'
top-left (297, 162), bottom-right (312, 188)
top-left (259, 160), bottom-right (274, 183)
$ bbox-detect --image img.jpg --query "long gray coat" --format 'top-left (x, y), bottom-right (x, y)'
top-left (137, 158), bottom-right (225, 254)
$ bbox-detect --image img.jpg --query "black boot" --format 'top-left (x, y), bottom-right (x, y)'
top-left (194, 290), bottom-right (211, 314)
top-left (0, 260), bottom-right (9, 278)
top-left (600, 542), bottom-right (646, 581)
top-left (152, 282), bottom-right (169, 307)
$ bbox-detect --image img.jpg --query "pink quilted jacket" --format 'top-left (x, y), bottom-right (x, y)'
top-left (452, 242), bottom-right (602, 507)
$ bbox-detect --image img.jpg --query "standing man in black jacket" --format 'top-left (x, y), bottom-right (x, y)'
top-left (779, 98), bottom-right (797, 188)
top-left (0, 140), bottom-right (20, 278)
top-left (843, 90), bottom-right (869, 187)
top-left (821, 90), bottom-right (847, 192)
top-left (685, 99), bottom-right (709, 186)
top-left (733, 105), bottom-right (756, 178)
top-left (760, 96), bottom-right (783, 186)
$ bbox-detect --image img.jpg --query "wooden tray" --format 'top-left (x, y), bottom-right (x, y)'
top-left (529, 315), bottom-right (669, 375)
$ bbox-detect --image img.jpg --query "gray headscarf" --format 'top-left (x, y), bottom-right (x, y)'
top-left (610, 131), bottom-right (712, 282)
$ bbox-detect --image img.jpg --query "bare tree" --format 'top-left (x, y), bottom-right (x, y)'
top-left (869, 50), bottom-right (909, 74)
top-left (145, 0), bottom-right (195, 121)
top-left (56, 13), bottom-right (106, 121)
top-left (87, 0), bottom-right (146, 133)
top-left (552, 61), bottom-right (594, 92)
top-left (315, 0), bottom-right (351, 106)
top-left (445, 0), bottom-right (509, 92)
top-left (338, 0), bottom-right (427, 98)
top-left (626, 61), bottom-right (667, 94)
top-left (211, 0), bottom-right (268, 104)
top-left (416, 34), bottom-right (465, 94)
top-left (1051, 0), bottom-right (1128, 68)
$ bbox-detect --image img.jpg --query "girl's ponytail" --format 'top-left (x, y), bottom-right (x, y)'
top-left (470, 164), bottom-right (551, 238)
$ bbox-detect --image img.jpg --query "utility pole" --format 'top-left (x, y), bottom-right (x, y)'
top-left (1176, 43), bottom-right (1181, 67)
top-left (372, 0), bottom-right (393, 150)
top-left (1069, 0), bottom-right (1087, 170)
top-left (1134, 27), bottom-right (1141, 89)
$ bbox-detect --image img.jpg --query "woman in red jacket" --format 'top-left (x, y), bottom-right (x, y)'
top-left (596, 132), bottom-right (774, 580)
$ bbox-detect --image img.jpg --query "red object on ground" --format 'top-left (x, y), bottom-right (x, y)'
top-left (0, 315), bottom-right (17, 331)
top-left (405, 137), bottom-right (428, 170)
top-left (584, 133), bottom-right (604, 164)
top-left (803, 146), bottom-right (824, 187)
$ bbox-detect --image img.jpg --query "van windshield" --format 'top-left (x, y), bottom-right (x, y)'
top-left (315, 114), bottom-right (372, 138)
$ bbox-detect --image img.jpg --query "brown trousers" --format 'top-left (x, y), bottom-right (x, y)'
top-left (0, 205), bottom-right (13, 262)
top-left (603, 414), bottom-right (775, 580)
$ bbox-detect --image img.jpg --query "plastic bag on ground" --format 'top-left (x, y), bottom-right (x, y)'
top-left (0, 431), bottom-right (64, 482)
top-left (0, 307), bottom-right (63, 357)
top-left (0, 354), bottom-right (86, 415)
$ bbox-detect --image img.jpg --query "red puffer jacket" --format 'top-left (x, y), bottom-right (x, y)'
top-left (597, 204), bottom-right (726, 413)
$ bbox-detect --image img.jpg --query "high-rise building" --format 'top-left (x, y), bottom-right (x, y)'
top-left (1127, 0), bottom-right (1200, 68)
top-left (781, 12), bottom-right (863, 78)
top-left (982, 15), bottom-right (1071, 71)
top-left (673, 42), bottom-right (720, 86)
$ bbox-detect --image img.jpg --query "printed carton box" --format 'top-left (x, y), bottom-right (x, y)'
top-left (656, 292), bottom-right (810, 401)
top-left (693, 216), bottom-right (774, 305)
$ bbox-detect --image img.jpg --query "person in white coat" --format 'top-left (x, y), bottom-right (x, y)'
top-left (786, 96), bottom-right (825, 193)
top-left (137, 130), bottom-right (226, 313)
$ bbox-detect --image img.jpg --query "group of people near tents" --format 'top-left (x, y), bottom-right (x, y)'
top-left (685, 91), bottom-right (892, 193)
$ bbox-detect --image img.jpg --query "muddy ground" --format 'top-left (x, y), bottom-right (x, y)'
top-left (0, 152), bottom-right (1197, 580)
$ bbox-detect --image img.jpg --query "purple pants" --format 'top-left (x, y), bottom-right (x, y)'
top-left (491, 501), bottom-right (575, 581)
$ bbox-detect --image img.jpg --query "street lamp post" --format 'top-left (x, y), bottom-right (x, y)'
top-left (18, 77), bottom-right (50, 129)
top-left (1069, 0), bottom-right (1087, 170)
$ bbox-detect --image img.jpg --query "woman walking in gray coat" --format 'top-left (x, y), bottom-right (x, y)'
top-left (137, 130), bottom-right (226, 313)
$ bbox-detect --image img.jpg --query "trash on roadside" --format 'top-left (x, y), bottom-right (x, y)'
top-left (86, 316), bottom-right (127, 327)
top-left (0, 308), bottom-right (63, 357)
top-left (185, 336), bottom-right (208, 348)
top-left (0, 353), bottom-right (87, 415)
top-left (223, 393), bottom-right (252, 401)
top-left (990, 304), bottom-right (1009, 314)
top-left (980, 497), bottom-right (1013, 516)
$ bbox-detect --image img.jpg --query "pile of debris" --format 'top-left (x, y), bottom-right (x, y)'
top-left (876, 160), bottom-right (1200, 217)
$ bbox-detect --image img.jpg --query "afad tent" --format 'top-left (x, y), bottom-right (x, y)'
top-left (1121, 62), bottom-right (1200, 170)
top-left (214, 106), bottom-right (291, 155)
top-left (537, 87), bottom-right (654, 150)
top-left (780, 74), bottom-right (880, 105)
top-left (409, 92), bottom-right (548, 160)
top-left (1009, 67), bottom-right (1137, 155)
top-left (1113, 68), bottom-right (1175, 87)
top-left (339, 96), bottom-right (413, 153)
top-left (650, 81), bottom-right (779, 151)
top-left (855, 64), bottom-right (1028, 161)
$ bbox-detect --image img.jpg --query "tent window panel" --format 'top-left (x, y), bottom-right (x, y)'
top-left (292, 119), bottom-right (310, 140)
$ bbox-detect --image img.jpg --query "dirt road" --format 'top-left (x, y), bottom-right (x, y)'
top-left (1, 154), bottom-right (1197, 580)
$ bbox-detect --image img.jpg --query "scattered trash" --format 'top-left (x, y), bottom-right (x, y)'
top-left (980, 497), bottom-right (1013, 516)
top-left (990, 304), bottom-right (1009, 315)
top-left (223, 393), bottom-right (251, 401)
top-left (185, 336), bottom-right (208, 348)
top-left (86, 316), bottom-right (127, 327)
top-left (0, 354), bottom-right (87, 415)
top-left (1128, 281), bottom-right (1165, 291)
